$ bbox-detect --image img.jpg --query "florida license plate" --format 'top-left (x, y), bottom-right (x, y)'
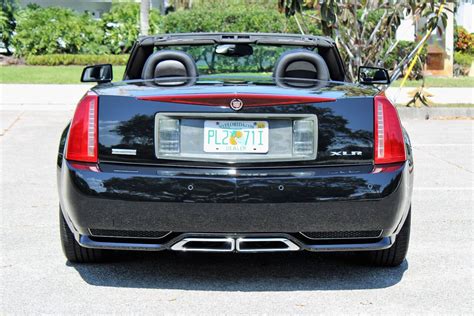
top-left (203, 120), bottom-right (269, 153)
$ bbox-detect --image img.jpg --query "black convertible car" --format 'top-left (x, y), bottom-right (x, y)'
top-left (57, 33), bottom-right (413, 266)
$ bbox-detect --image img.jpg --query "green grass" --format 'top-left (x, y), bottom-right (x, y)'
top-left (0, 66), bottom-right (270, 83)
top-left (1, 65), bottom-right (473, 87)
top-left (0, 65), bottom-right (126, 84)
top-left (392, 76), bottom-right (474, 88)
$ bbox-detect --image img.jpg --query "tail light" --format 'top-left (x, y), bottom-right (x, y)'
top-left (65, 91), bottom-right (98, 163)
top-left (374, 94), bottom-right (406, 164)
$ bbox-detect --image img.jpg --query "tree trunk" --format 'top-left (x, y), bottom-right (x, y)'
top-left (140, 0), bottom-right (150, 36)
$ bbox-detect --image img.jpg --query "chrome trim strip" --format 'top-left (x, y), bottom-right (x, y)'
top-left (170, 237), bottom-right (235, 252)
top-left (79, 235), bottom-right (166, 251)
top-left (303, 236), bottom-right (394, 252)
top-left (88, 229), bottom-right (172, 240)
top-left (236, 237), bottom-right (300, 252)
top-left (112, 148), bottom-right (137, 156)
top-left (299, 230), bottom-right (383, 240)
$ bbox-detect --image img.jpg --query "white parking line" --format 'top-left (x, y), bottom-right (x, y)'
top-left (413, 144), bottom-right (473, 147)
top-left (414, 187), bottom-right (473, 191)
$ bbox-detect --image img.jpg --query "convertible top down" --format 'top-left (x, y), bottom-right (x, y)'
top-left (57, 33), bottom-right (413, 266)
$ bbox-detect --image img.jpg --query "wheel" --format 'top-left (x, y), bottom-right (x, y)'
top-left (59, 208), bottom-right (108, 263)
top-left (364, 209), bottom-right (411, 267)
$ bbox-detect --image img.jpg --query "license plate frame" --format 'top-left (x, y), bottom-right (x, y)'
top-left (203, 120), bottom-right (269, 153)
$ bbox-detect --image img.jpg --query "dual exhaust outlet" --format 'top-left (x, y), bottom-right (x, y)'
top-left (170, 237), bottom-right (300, 253)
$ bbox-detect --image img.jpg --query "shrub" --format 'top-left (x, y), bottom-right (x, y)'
top-left (454, 26), bottom-right (474, 54)
top-left (12, 6), bottom-right (107, 56)
top-left (454, 51), bottom-right (473, 76)
top-left (453, 27), bottom-right (473, 76)
top-left (25, 54), bottom-right (129, 66)
top-left (163, 2), bottom-right (321, 35)
top-left (454, 51), bottom-right (473, 67)
top-left (101, 3), bottom-right (161, 54)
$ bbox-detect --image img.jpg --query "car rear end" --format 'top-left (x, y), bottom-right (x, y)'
top-left (57, 80), bottom-right (413, 263)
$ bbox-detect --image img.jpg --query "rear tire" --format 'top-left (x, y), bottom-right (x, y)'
top-left (363, 209), bottom-right (411, 267)
top-left (60, 208), bottom-right (108, 263)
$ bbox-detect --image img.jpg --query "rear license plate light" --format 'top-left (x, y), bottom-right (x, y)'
top-left (293, 119), bottom-right (315, 156)
top-left (158, 118), bottom-right (180, 155)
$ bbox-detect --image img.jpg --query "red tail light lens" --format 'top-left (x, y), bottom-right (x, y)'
top-left (66, 91), bottom-right (98, 163)
top-left (374, 94), bottom-right (406, 164)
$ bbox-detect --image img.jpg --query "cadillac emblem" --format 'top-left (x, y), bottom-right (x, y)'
top-left (230, 98), bottom-right (243, 111)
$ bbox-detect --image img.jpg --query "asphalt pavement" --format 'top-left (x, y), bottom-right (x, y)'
top-left (1, 84), bottom-right (473, 314)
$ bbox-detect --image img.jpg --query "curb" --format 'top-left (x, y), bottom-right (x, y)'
top-left (396, 107), bottom-right (473, 120)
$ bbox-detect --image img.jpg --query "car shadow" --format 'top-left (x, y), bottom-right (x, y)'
top-left (69, 251), bottom-right (408, 291)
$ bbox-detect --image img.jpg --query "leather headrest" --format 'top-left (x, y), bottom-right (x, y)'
top-left (141, 50), bottom-right (198, 80)
top-left (273, 49), bottom-right (330, 83)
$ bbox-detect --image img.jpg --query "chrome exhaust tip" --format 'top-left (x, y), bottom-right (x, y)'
top-left (236, 237), bottom-right (300, 252)
top-left (170, 237), bottom-right (235, 252)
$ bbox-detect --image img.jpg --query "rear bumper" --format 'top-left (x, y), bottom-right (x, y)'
top-left (58, 160), bottom-right (413, 251)
top-left (76, 233), bottom-right (395, 252)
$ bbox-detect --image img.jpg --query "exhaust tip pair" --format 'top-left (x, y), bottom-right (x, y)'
top-left (170, 237), bottom-right (300, 253)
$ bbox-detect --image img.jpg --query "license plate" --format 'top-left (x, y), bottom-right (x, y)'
top-left (204, 120), bottom-right (269, 153)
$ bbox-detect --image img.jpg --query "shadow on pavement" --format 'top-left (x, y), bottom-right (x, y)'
top-left (69, 251), bottom-right (408, 291)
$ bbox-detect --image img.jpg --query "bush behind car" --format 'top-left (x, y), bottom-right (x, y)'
top-left (12, 5), bottom-right (107, 56)
top-left (25, 54), bottom-right (129, 66)
top-left (10, 2), bottom-right (320, 59)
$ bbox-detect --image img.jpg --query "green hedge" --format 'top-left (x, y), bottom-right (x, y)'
top-left (454, 51), bottom-right (473, 68)
top-left (25, 54), bottom-right (129, 66)
top-left (10, 2), bottom-right (322, 58)
top-left (163, 2), bottom-right (321, 35)
top-left (13, 6), bottom-right (108, 56)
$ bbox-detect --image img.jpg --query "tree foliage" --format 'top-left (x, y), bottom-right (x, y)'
top-left (280, 0), bottom-right (452, 81)
top-left (384, 40), bottom-right (427, 80)
top-left (0, 0), bottom-right (17, 55)
top-left (101, 3), bottom-right (161, 54)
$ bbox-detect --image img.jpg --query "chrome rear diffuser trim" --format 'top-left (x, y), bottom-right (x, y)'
top-left (170, 236), bottom-right (300, 253)
top-left (236, 237), bottom-right (300, 252)
top-left (170, 237), bottom-right (235, 252)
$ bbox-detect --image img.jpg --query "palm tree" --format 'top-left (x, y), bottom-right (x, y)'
top-left (140, 0), bottom-right (150, 36)
top-left (279, 0), bottom-right (452, 81)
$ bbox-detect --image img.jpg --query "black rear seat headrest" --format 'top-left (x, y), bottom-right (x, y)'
top-left (273, 49), bottom-right (330, 82)
top-left (141, 50), bottom-right (198, 80)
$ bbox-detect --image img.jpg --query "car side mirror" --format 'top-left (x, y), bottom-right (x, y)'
top-left (358, 66), bottom-right (390, 85)
top-left (81, 64), bottom-right (113, 83)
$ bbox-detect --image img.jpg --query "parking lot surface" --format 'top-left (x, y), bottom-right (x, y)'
top-left (1, 85), bottom-right (473, 314)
